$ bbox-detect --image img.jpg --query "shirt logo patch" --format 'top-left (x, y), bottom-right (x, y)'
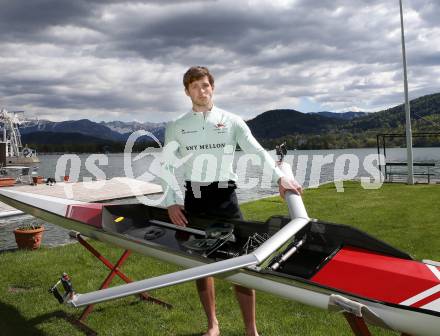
top-left (181, 129), bottom-right (198, 135)
top-left (214, 122), bottom-right (228, 133)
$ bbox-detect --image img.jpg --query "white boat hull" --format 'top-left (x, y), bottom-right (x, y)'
top-left (0, 190), bottom-right (439, 336)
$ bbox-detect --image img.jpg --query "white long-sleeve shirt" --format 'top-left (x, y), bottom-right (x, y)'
top-left (161, 106), bottom-right (284, 207)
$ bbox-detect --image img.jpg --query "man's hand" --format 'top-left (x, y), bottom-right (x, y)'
top-left (278, 176), bottom-right (303, 199)
top-left (167, 204), bottom-right (188, 226)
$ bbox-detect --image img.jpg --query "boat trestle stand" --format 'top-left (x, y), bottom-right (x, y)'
top-left (329, 295), bottom-right (414, 336)
top-left (343, 314), bottom-right (413, 336)
top-left (56, 232), bottom-right (172, 333)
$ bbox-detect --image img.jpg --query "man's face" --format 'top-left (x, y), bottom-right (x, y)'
top-left (185, 76), bottom-right (214, 110)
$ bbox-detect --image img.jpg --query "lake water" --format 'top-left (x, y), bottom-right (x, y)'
top-left (1, 147), bottom-right (439, 250)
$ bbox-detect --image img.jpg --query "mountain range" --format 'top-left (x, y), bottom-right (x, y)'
top-left (20, 111), bottom-right (367, 144)
top-left (21, 119), bottom-right (166, 144)
top-left (20, 92), bottom-right (440, 150)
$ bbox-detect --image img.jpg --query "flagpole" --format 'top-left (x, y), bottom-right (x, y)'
top-left (399, 0), bottom-right (414, 184)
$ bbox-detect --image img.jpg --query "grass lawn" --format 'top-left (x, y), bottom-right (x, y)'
top-left (0, 181), bottom-right (439, 335)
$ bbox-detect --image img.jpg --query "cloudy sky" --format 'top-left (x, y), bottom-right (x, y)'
top-left (0, 0), bottom-right (439, 123)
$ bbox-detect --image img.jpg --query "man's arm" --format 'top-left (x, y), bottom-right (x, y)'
top-left (278, 175), bottom-right (303, 197)
top-left (235, 118), bottom-right (302, 196)
top-left (167, 204), bottom-right (188, 226)
top-left (161, 121), bottom-right (188, 226)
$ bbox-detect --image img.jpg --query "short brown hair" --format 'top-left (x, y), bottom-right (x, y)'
top-left (183, 66), bottom-right (215, 89)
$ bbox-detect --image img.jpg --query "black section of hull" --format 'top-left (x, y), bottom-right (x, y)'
top-left (102, 203), bottom-right (412, 279)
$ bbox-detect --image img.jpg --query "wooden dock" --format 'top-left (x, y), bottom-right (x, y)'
top-left (0, 177), bottom-right (163, 217)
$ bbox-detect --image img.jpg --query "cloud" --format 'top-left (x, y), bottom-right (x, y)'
top-left (0, 0), bottom-right (439, 122)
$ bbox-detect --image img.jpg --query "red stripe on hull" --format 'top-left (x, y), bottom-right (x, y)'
top-left (66, 204), bottom-right (104, 228)
top-left (311, 246), bottom-right (440, 306)
top-left (412, 291), bottom-right (440, 308)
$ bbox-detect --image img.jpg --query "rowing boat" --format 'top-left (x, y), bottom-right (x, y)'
top-left (0, 184), bottom-right (439, 336)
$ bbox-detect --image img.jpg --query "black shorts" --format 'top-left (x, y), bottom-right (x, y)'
top-left (184, 180), bottom-right (243, 220)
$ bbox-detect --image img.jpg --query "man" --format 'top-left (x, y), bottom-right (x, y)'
top-left (162, 66), bottom-right (302, 336)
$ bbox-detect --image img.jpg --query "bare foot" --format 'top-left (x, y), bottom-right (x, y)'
top-left (245, 329), bottom-right (259, 336)
top-left (202, 325), bottom-right (220, 336)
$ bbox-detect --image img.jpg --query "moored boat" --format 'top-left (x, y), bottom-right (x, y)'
top-left (0, 108), bottom-right (40, 167)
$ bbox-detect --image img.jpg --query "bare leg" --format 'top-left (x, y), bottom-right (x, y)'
top-left (234, 285), bottom-right (259, 336)
top-left (196, 277), bottom-right (220, 336)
